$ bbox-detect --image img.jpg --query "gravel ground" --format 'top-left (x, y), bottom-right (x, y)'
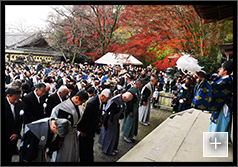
top-left (12, 107), bottom-right (172, 162)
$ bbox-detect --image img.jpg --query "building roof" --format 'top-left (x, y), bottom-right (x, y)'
top-left (5, 32), bottom-right (62, 56)
top-left (193, 5), bottom-right (233, 23)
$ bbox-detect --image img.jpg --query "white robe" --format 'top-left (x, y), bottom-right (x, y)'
top-left (139, 82), bottom-right (153, 123)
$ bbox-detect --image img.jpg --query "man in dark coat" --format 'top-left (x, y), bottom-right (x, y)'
top-left (23, 82), bottom-right (46, 124)
top-left (25, 71), bottom-right (34, 90)
top-left (4, 86), bottom-right (23, 163)
top-left (45, 85), bottom-right (69, 117)
top-left (98, 92), bottom-right (133, 155)
top-left (19, 118), bottom-right (71, 162)
top-left (78, 89), bottom-right (111, 162)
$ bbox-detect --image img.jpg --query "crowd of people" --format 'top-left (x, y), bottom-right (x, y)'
top-left (4, 59), bottom-right (233, 162)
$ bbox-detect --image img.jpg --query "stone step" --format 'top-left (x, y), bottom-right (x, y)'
top-left (118, 108), bottom-right (233, 162)
top-left (118, 109), bottom-right (204, 162)
top-left (159, 105), bottom-right (173, 111)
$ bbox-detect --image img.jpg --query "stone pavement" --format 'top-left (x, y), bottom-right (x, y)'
top-left (118, 108), bottom-right (233, 162)
top-left (12, 107), bottom-right (172, 162)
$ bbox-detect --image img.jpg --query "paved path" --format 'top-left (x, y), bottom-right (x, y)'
top-left (12, 107), bottom-right (172, 162)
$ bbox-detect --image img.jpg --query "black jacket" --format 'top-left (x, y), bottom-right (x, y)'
top-left (23, 91), bottom-right (44, 124)
top-left (45, 92), bottom-right (62, 117)
top-left (78, 95), bottom-right (102, 138)
top-left (141, 87), bottom-right (151, 104)
top-left (5, 97), bottom-right (23, 139)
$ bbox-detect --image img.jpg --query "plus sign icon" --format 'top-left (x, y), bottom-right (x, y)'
top-left (203, 132), bottom-right (228, 157)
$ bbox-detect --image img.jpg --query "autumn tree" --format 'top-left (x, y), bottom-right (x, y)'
top-left (113, 5), bottom-right (233, 72)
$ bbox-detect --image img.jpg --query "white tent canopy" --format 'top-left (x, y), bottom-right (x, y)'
top-left (95, 52), bottom-right (143, 65)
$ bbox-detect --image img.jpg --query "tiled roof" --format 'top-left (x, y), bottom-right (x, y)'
top-left (5, 32), bottom-right (62, 56)
top-left (5, 32), bottom-right (38, 48)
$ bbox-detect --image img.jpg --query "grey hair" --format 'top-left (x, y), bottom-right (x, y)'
top-left (55, 118), bottom-right (71, 137)
top-left (58, 85), bottom-right (69, 94)
top-left (100, 88), bottom-right (112, 98)
top-left (134, 79), bottom-right (142, 85)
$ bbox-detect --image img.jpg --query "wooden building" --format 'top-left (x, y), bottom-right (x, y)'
top-left (5, 32), bottom-right (62, 64)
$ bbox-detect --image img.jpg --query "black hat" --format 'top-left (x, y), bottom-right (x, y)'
top-left (221, 60), bottom-right (233, 75)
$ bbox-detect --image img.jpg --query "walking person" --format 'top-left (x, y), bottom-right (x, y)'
top-left (121, 79), bottom-right (142, 143)
top-left (98, 92), bottom-right (133, 155)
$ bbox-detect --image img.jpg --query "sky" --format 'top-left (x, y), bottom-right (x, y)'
top-left (5, 5), bottom-right (59, 32)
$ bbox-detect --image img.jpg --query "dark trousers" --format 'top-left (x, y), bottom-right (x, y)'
top-left (178, 102), bottom-right (186, 112)
top-left (152, 97), bottom-right (158, 108)
top-left (5, 138), bottom-right (17, 163)
top-left (79, 135), bottom-right (94, 162)
top-left (173, 106), bottom-right (178, 113)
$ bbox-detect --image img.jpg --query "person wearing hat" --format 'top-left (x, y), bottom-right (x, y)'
top-left (19, 118), bottom-right (71, 162)
top-left (192, 60), bottom-right (233, 141)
